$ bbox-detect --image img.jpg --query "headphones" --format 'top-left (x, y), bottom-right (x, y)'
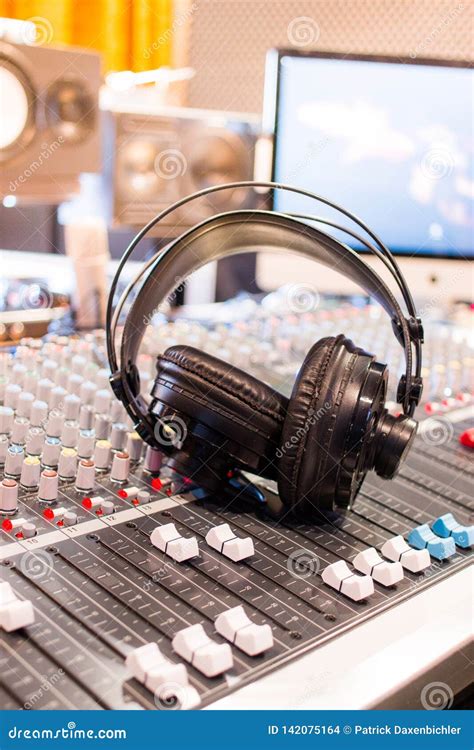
top-left (107, 181), bottom-right (424, 518)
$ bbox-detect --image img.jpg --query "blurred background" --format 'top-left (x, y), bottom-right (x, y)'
top-left (0, 0), bottom-right (472, 342)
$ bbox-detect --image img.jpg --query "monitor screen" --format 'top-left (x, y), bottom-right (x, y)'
top-left (269, 52), bottom-right (473, 259)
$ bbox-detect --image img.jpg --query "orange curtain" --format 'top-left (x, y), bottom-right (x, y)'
top-left (0, 0), bottom-right (173, 71)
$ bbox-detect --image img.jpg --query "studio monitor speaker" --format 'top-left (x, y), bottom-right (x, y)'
top-left (102, 108), bottom-right (260, 236)
top-left (0, 40), bottom-right (102, 202)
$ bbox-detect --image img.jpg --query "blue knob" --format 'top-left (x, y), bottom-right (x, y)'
top-left (432, 513), bottom-right (474, 549)
top-left (408, 524), bottom-right (456, 560)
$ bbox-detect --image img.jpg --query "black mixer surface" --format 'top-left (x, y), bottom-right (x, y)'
top-left (0, 322), bottom-right (472, 710)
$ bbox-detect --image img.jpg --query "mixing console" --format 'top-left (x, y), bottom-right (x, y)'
top-left (0, 300), bottom-right (472, 710)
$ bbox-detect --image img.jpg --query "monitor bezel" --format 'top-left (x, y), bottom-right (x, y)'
top-left (265, 48), bottom-right (474, 260)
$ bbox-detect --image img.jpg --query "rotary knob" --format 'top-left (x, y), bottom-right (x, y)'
top-left (38, 469), bottom-right (59, 502)
top-left (64, 393), bottom-right (81, 420)
top-left (0, 405), bottom-right (14, 434)
top-left (42, 437), bottom-right (61, 468)
top-left (75, 459), bottom-right (96, 491)
top-left (4, 445), bottom-right (25, 479)
top-left (110, 451), bottom-right (130, 483)
top-left (0, 478), bottom-right (18, 514)
top-left (58, 447), bottom-right (78, 480)
top-left (16, 392), bottom-right (34, 419)
top-left (20, 455), bottom-right (41, 489)
top-left (94, 439), bottom-right (111, 470)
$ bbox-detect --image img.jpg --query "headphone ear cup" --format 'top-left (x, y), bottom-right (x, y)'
top-left (277, 335), bottom-right (375, 516)
top-left (150, 345), bottom-right (288, 482)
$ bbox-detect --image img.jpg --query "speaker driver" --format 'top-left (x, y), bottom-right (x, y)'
top-left (181, 128), bottom-right (254, 223)
top-left (0, 55), bottom-right (36, 162)
top-left (45, 77), bottom-right (96, 144)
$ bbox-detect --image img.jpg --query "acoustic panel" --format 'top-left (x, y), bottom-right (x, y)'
top-left (186, 0), bottom-right (473, 113)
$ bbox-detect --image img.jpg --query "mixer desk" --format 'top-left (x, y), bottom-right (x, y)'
top-left (0, 314), bottom-right (472, 710)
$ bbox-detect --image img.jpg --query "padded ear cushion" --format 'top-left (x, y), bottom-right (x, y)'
top-left (277, 335), bottom-right (367, 516)
top-left (154, 345), bottom-right (288, 456)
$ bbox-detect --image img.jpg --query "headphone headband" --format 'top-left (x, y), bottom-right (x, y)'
top-left (107, 182), bottom-right (423, 437)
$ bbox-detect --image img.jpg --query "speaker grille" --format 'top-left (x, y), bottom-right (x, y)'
top-left (187, 0), bottom-right (473, 112)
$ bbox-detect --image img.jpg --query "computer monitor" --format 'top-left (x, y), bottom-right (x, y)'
top-left (258, 50), bottom-right (473, 303)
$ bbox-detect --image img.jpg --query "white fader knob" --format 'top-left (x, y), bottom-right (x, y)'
top-left (172, 624), bottom-right (233, 678)
top-left (38, 469), bottom-right (59, 502)
top-left (353, 548), bottom-right (404, 586)
top-left (205, 524), bottom-right (254, 562)
top-left (126, 642), bottom-right (190, 698)
top-left (381, 535), bottom-right (430, 573)
top-left (322, 560), bottom-right (374, 602)
top-left (110, 451), bottom-right (130, 483)
top-left (75, 459), bottom-right (96, 491)
top-left (150, 523), bottom-right (199, 562)
top-left (0, 478), bottom-right (18, 514)
top-left (215, 606), bottom-right (273, 656)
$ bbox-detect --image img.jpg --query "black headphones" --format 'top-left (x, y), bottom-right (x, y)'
top-left (107, 181), bottom-right (424, 518)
